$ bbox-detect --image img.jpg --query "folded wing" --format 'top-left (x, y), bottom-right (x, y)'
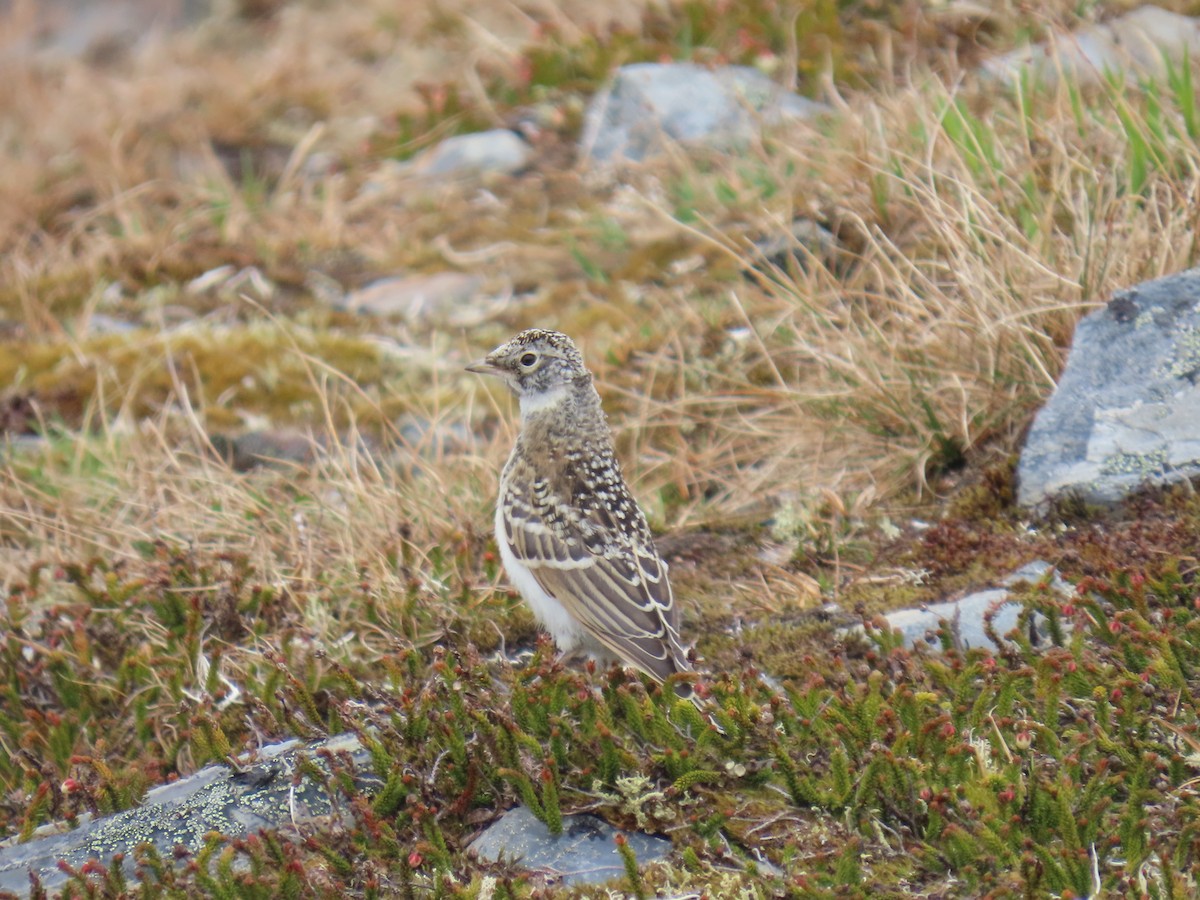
top-left (500, 454), bottom-right (690, 684)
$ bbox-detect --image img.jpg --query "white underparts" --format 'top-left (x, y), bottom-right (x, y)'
top-left (518, 384), bottom-right (569, 419)
top-left (495, 501), bottom-right (586, 651)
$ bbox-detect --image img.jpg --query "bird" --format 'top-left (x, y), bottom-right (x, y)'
top-left (466, 328), bottom-right (694, 692)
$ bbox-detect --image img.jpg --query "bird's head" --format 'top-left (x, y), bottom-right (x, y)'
top-left (467, 329), bottom-right (590, 414)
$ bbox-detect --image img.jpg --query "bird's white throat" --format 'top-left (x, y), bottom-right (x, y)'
top-left (518, 384), bottom-right (570, 419)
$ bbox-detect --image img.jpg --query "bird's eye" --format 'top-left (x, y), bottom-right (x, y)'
top-left (519, 352), bottom-right (538, 369)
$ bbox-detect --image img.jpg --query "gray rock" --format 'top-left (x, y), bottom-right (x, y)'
top-left (581, 63), bottom-right (827, 164)
top-left (752, 218), bottom-right (839, 272)
top-left (984, 6), bottom-right (1200, 87)
top-left (212, 429), bottom-right (320, 471)
top-left (209, 429), bottom-right (386, 472)
top-left (861, 561), bottom-right (1071, 652)
top-left (408, 129), bottom-right (533, 178)
top-left (1, 0), bottom-right (209, 63)
top-left (80, 313), bottom-right (138, 335)
top-left (1018, 268), bottom-right (1200, 508)
top-left (1, 434), bottom-right (47, 456)
top-left (185, 265), bottom-right (274, 301)
top-left (0, 735), bottom-right (378, 897)
top-left (342, 272), bottom-right (483, 323)
top-left (469, 805), bottom-right (671, 886)
top-left (396, 413), bottom-right (471, 457)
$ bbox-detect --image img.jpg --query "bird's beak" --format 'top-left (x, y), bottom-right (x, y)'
top-left (465, 357), bottom-right (499, 376)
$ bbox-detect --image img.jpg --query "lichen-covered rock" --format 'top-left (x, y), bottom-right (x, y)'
top-left (0, 735), bottom-right (378, 897)
top-left (581, 62), bottom-right (826, 164)
top-left (1018, 268), bottom-right (1200, 508)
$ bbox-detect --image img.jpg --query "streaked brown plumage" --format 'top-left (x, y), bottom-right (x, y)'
top-left (467, 329), bottom-right (692, 686)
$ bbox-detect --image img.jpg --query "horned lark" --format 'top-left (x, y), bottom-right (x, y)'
top-left (467, 329), bottom-right (693, 689)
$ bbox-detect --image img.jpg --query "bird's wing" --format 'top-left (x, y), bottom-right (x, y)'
top-left (499, 458), bottom-right (689, 684)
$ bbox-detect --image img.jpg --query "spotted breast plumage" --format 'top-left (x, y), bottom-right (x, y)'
top-left (467, 328), bottom-right (692, 686)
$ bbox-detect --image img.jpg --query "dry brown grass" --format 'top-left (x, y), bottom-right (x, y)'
top-left (2, 0), bottom-right (1199, 601)
top-left (585, 75), bottom-right (1198, 520)
top-left (0, 0), bottom-right (654, 325)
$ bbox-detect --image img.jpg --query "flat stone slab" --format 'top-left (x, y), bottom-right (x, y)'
top-left (469, 805), bottom-right (671, 887)
top-left (851, 561), bottom-right (1070, 652)
top-left (1018, 267), bottom-right (1200, 508)
top-left (581, 62), bottom-right (826, 164)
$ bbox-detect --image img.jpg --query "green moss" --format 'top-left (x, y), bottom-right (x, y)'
top-left (0, 268), bottom-right (99, 320)
top-left (841, 579), bottom-right (934, 617)
top-left (0, 324), bottom-right (405, 431)
top-left (945, 457), bottom-right (1018, 522)
top-left (704, 615), bottom-right (847, 682)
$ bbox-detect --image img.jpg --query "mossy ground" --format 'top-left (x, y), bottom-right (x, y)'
top-left (3, 0), bottom-right (1200, 896)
